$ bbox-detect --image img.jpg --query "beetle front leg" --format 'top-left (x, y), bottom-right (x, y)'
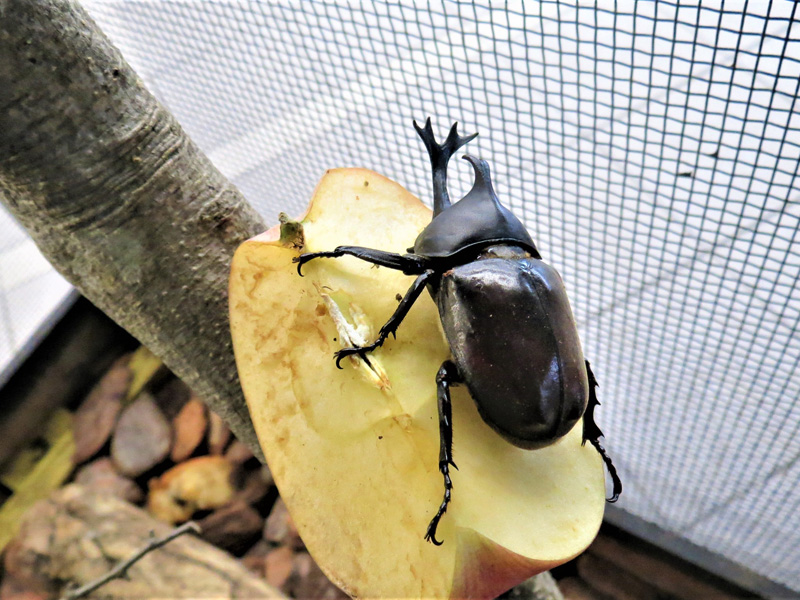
top-left (425, 360), bottom-right (461, 546)
top-left (293, 246), bottom-right (427, 276)
top-left (334, 270), bottom-right (435, 368)
top-left (582, 360), bottom-right (622, 502)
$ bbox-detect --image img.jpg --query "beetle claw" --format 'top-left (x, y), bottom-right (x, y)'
top-left (291, 256), bottom-right (305, 276)
top-left (424, 528), bottom-right (444, 546)
top-left (334, 348), bottom-right (355, 369)
top-left (334, 346), bottom-right (376, 369)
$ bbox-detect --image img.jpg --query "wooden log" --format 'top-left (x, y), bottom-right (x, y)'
top-left (0, 297), bottom-right (133, 468)
top-left (558, 577), bottom-right (605, 600)
top-left (577, 554), bottom-right (661, 600)
top-left (0, 0), bottom-right (266, 460)
top-left (3, 484), bottom-right (284, 599)
top-left (587, 534), bottom-right (744, 600)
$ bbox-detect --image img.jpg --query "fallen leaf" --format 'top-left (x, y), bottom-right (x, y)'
top-left (242, 539), bottom-right (271, 578)
top-left (233, 466), bottom-right (273, 506)
top-left (207, 411), bottom-right (231, 455)
top-left (170, 396), bottom-right (207, 462)
top-left (72, 356), bottom-right (131, 464)
top-left (198, 500), bottom-right (264, 555)
top-left (147, 456), bottom-right (234, 524)
top-left (287, 552), bottom-right (348, 599)
top-left (265, 546), bottom-right (295, 590)
top-left (224, 439), bottom-right (255, 466)
top-left (264, 498), bottom-right (303, 550)
top-left (126, 346), bottom-right (165, 401)
top-left (0, 410), bottom-right (75, 552)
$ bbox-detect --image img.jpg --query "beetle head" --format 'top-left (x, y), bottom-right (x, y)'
top-left (411, 154), bottom-right (539, 261)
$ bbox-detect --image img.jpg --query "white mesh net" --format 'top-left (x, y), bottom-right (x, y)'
top-left (3, 2), bottom-right (799, 594)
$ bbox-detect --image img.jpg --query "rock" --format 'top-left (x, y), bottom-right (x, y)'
top-left (111, 393), bottom-right (170, 477)
top-left (73, 457), bottom-right (143, 504)
top-left (3, 484), bottom-right (284, 599)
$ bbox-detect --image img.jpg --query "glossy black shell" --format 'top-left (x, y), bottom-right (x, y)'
top-left (434, 256), bottom-right (589, 448)
top-left (412, 156), bottom-right (538, 260)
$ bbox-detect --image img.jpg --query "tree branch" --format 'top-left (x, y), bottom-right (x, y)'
top-left (0, 0), bottom-right (265, 460)
top-left (59, 521), bottom-right (202, 600)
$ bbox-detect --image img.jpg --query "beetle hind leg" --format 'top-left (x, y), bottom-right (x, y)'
top-left (424, 360), bottom-right (461, 545)
top-left (583, 360), bottom-right (622, 502)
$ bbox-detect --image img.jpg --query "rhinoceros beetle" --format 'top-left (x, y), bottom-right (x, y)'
top-left (294, 119), bottom-right (621, 545)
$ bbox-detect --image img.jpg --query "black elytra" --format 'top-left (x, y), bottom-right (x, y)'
top-left (294, 119), bottom-right (622, 545)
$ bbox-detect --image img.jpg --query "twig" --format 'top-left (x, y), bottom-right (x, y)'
top-left (59, 521), bottom-right (202, 600)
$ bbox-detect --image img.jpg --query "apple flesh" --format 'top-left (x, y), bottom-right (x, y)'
top-left (229, 168), bottom-right (606, 599)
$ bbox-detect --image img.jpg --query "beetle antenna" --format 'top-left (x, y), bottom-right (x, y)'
top-left (413, 118), bottom-right (478, 217)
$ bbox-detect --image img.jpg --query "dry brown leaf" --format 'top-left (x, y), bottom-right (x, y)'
top-left (224, 439), bottom-right (255, 466)
top-left (72, 356), bottom-right (131, 464)
top-left (147, 456), bottom-right (234, 524)
top-left (287, 552), bottom-right (348, 600)
top-left (265, 546), bottom-right (295, 590)
top-left (264, 498), bottom-right (303, 550)
top-left (207, 411), bottom-right (231, 455)
top-left (233, 466), bottom-right (272, 506)
top-left (170, 396), bottom-right (207, 462)
top-left (198, 499), bottom-right (263, 555)
top-left (73, 457), bottom-right (143, 504)
top-left (241, 539), bottom-right (270, 578)
top-left (111, 393), bottom-right (171, 477)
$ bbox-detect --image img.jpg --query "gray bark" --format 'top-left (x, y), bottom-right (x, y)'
top-left (0, 3), bottom-right (565, 597)
top-left (0, 0), bottom-right (265, 460)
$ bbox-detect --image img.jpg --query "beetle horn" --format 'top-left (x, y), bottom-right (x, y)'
top-left (462, 154), bottom-right (498, 202)
top-left (414, 118), bottom-right (478, 217)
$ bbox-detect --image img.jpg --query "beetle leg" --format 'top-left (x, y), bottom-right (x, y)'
top-left (293, 245), bottom-right (426, 276)
top-left (334, 270), bottom-right (435, 368)
top-left (582, 360), bottom-right (622, 502)
top-left (424, 360), bottom-right (461, 546)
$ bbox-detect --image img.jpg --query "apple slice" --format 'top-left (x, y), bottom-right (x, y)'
top-left (229, 168), bottom-right (606, 599)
